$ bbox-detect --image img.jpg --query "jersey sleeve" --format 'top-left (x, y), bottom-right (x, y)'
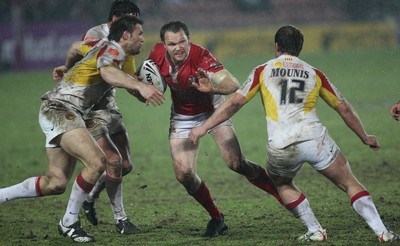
top-left (314, 68), bottom-right (344, 109)
top-left (148, 43), bottom-right (165, 64)
top-left (82, 28), bottom-right (102, 41)
top-left (197, 48), bottom-right (224, 73)
top-left (237, 64), bottom-right (266, 101)
top-left (79, 40), bottom-right (102, 56)
top-left (97, 45), bottom-right (124, 70)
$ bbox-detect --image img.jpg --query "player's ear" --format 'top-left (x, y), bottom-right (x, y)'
top-left (111, 15), bottom-right (119, 23)
top-left (274, 43), bottom-right (281, 56)
top-left (122, 31), bottom-right (131, 40)
top-left (274, 43), bottom-right (279, 52)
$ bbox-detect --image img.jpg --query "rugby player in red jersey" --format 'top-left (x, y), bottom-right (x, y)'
top-left (148, 21), bottom-right (283, 237)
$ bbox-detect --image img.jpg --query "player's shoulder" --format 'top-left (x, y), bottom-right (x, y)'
top-left (149, 43), bottom-right (166, 62)
top-left (190, 43), bottom-right (210, 56)
top-left (151, 43), bottom-right (165, 52)
top-left (188, 43), bottom-right (218, 65)
top-left (95, 40), bottom-right (125, 62)
top-left (83, 23), bottom-right (109, 41)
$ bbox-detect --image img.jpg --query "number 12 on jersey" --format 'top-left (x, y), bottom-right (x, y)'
top-left (279, 79), bottom-right (305, 105)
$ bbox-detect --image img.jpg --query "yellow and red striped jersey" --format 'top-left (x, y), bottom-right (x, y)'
top-left (237, 55), bottom-right (344, 149)
top-left (41, 39), bottom-right (126, 115)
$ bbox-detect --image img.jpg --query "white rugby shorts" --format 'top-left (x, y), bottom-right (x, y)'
top-left (169, 111), bottom-right (233, 139)
top-left (85, 109), bottom-right (126, 140)
top-left (266, 130), bottom-right (340, 178)
top-left (39, 100), bottom-right (86, 148)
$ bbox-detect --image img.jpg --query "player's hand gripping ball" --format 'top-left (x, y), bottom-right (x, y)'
top-left (137, 59), bottom-right (167, 93)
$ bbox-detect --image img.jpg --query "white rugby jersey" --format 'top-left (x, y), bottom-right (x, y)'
top-left (82, 23), bottom-right (109, 41)
top-left (237, 55), bottom-right (344, 149)
top-left (82, 23), bottom-right (136, 112)
top-left (41, 39), bottom-right (126, 116)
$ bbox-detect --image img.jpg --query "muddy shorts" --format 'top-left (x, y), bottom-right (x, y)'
top-left (85, 109), bottom-right (126, 140)
top-left (39, 100), bottom-right (86, 147)
top-left (169, 111), bottom-right (233, 139)
top-left (266, 130), bottom-right (340, 178)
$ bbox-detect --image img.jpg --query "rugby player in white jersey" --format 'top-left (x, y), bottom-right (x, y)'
top-left (0, 16), bottom-right (164, 243)
top-left (189, 25), bottom-right (399, 243)
top-left (53, 0), bottom-right (143, 235)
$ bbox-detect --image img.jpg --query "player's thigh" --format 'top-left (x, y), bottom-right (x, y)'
top-left (169, 138), bottom-right (199, 174)
top-left (210, 125), bottom-right (242, 164)
top-left (318, 152), bottom-right (364, 194)
top-left (59, 127), bottom-right (106, 170)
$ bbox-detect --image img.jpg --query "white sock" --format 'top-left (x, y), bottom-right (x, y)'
top-left (105, 177), bottom-right (127, 222)
top-left (288, 195), bottom-right (323, 233)
top-left (352, 195), bottom-right (388, 235)
top-left (110, 183), bottom-right (127, 222)
top-left (0, 177), bottom-right (39, 204)
top-left (62, 177), bottom-right (90, 226)
top-left (86, 172), bottom-right (106, 203)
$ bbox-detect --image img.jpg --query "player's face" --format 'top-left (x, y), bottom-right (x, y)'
top-left (163, 30), bottom-right (190, 64)
top-left (126, 24), bottom-right (144, 55)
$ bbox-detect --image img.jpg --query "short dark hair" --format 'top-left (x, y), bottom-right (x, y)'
top-left (108, 0), bottom-right (141, 22)
top-left (160, 21), bottom-right (190, 42)
top-left (275, 25), bottom-right (304, 56)
top-left (108, 15), bottom-right (143, 41)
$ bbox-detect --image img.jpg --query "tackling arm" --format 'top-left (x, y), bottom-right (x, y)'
top-left (53, 41), bottom-right (83, 81)
top-left (100, 65), bottom-right (165, 106)
top-left (193, 68), bottom-right (240, 95)
top-left (335, 100), bottom-right (380, 150)
top-left (65, 41), bottom-right (84, 69)
top-left (189, 93), bottom-right (248, 144)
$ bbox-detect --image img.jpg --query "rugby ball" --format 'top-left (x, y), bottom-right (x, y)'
top-left (137, 59), bottom-right (167, 93)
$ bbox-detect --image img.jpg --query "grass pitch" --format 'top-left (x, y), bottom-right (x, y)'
top-left (0, 47), bottom-right (400, 245)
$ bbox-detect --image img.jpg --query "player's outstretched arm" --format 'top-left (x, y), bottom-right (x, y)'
top-left (64, 41), bottom-right (84, 70)
top-left (100, 65), bottom-right (165, 106)
top-left (53, 65), bottom-right (68, 81)
top-left (52, 41), bottom-right (83, 81)
top-left (335, 100), bottom-right (380, 150)
top-left (126, 74), bottom-right (147, 104)
top-left (193, 68), bottom-right (239, 95)
top-left (189, 93), bottom-right (247, 144)
top-left (390, 101), bottom-right (400, 121)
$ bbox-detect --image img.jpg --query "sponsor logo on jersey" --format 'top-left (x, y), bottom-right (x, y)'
top-left (108, 48), bottom-right (119, 57)
top-left (274, 61), bottom-right (283, 68)
top-left (282, 62), bottom-right (304, 69)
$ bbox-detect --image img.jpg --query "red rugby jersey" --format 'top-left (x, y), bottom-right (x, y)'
top-left (149, 43), bottom-right (224, 115)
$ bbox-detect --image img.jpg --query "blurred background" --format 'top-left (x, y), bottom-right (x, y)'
top-left (0, 0), bottom-right (400, 72)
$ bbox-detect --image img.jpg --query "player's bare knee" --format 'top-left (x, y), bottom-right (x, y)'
top-left (108, 159), bottom-right (123, 170)
top-left (226, 156), bottom-right (247, 173)
top-left (91, 156), bottom-right (107, 176)
top-left (107, 152), bottom-right (122, 165)
top-left (106, 160), bottom-right (123, 177)
top-left (175, 169), bottom-right (195, 185)
top-left (122, 163), bottom-right (133, 176)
